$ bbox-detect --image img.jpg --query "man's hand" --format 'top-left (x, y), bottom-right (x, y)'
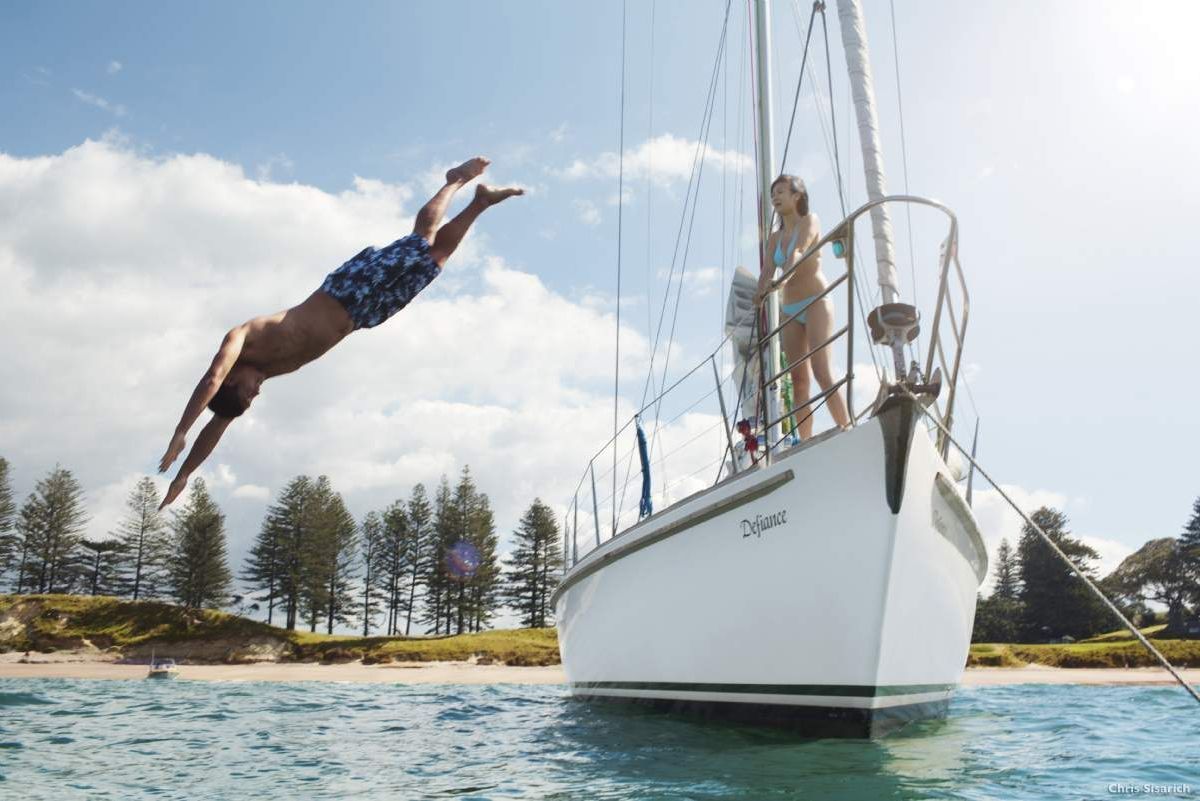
top-left (159, 475), bottom-right (187, 510)
top-left (159, 431), bottom-right (186, 473)
top-left (157, 415), bottom-right (234, 511)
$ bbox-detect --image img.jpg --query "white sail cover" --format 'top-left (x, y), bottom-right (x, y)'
top-left (837, 0), bottom-right (899, 304)
top-left (725, 267), bottom-right (760, 420)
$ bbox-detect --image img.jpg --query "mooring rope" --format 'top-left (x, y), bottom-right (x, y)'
top-left (900, 388), bottom-right (1200, 707)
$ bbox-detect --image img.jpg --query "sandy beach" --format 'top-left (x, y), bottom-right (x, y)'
top-left (1, 653), bottom-right (1196, 686)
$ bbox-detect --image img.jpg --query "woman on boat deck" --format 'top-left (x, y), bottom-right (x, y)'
top-left (755, 174), bottom-right (851, 440)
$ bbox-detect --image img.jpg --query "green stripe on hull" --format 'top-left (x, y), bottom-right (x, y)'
top-left (571, 681), bottom-right (956, 697)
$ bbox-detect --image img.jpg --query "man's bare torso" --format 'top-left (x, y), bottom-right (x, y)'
top-left (235, 290), bottom-right (354, 378)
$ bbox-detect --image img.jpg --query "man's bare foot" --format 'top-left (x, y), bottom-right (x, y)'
top-left (474, 184), bottom-right (525, 207)
top-left (446, 157), bottom-right (490, 185)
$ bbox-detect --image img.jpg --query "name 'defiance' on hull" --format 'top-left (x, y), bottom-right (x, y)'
top-left (552, 397), bottom-right (988, 738)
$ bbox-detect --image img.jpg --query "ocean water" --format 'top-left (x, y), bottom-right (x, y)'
top-left (0, 679), bottom-right (1196, 800)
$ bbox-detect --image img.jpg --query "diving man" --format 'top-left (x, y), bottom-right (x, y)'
top-left (156, 157), bottom-right (522, 508)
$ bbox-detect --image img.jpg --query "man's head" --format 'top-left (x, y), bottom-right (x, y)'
top-left (207, 365), bottom-right (265, 419)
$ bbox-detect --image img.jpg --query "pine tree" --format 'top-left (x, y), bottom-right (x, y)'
top-left (247, 476), bottom-right (314, 630)
top-left (12, 494), bottom-right (42, 593)
top-left (79, 538), bottom-right (123, 595)
top-left (17, 466), bottom-right (89, 593)
top-left (971, 592), bottom-right (1020, 643)
top-left (316, 480), bottom-right (359, 635)
top-left (378, 500), bottom-right (413, 636)
top-left (405, 484), bottom-right (432, 636)
top-left (1016, 507), bottom-right (1107, 641)
top-left (242, 512), bottom-right (283, 625)
top-left (167, 478), bottom-right (232, 609)
top-left (420, 477), bottom-right (455, 635)
top-left (1179, 496), bottom-right (1200, 607)
top-left (438, 467), bottom-right (502, 634)
top-left (0, 457), bottom-right (16, 583)
top-left (359, 511), bottom-right (386, 636)
top-left (114, 477), bottom-right (170, 600)
top-left (296, 477), bottom-right (333, 632)
top-left (466, 488), bottom-right (500, 633)
top-left (504, 499), bottom-right (564, 628)
top-left (992, 538), bottom-right (1019, 601)
top-left (975, 539), bottom-right (1022, 642)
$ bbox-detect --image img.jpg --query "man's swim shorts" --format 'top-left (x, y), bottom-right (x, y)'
top-left (319, 234), bottom-right (440, 330)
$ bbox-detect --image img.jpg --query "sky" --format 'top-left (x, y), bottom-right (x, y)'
top-left (2, 0), bottom-right (1199, 618)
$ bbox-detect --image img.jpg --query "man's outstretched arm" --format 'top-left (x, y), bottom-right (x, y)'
top-left (158, 327), bottom-right (246, 473)
top-left (160, 415), bottom-right (235, 509)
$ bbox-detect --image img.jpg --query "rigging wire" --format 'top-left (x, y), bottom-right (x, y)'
top-left (612, 0), bottom-right (628, 535)
top-left (809, 1), bottom-right (882, 383)
top-left (721, 0), bottom-right (728, 380)
top-left (646, 0), bottom-right (657, 351)
top-left (888, 0), bottom-right (921, 368)
top-left (901, 387), bottom-right (1200, 708)
top-left (647, 2), bottom-right (732, 452)
top-left (617, 0), bottom-right (733, 527)
top-left (633, 0), bottom-right (733, 414)
top-left (779, 0), bottom-right (819, 173)
top-left (780, 0), bottom-right (882, 394)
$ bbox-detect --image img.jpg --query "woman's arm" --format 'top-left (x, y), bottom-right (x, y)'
top-left (755, 230), bottom-right (777, 306)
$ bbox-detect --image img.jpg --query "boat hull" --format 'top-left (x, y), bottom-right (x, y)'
top-left (553, 401), bottom-right (986, 737)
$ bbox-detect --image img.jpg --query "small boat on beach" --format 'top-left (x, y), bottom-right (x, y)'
top-left (147, 653), bottom-right (178, 679)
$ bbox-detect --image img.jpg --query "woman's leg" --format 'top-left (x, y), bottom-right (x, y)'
top-left (804, 297), bottom-right (851, 429)
top-left (780, 319), bottom-right (814, 439)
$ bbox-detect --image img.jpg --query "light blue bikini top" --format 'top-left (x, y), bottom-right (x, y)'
top-left (773, 227), bottom-right (801, 269)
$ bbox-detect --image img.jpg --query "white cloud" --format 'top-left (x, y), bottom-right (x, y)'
top-left (71, 88), bottom-right (126, 117)
top-left (549, 122), bottom-right (569, 144)
top-left (573, 198), bottom-right (601, 226)
top-left (1078, 535), bottom-right (1134, 580)
top-left (212, 464), bottom-right (237, 489)
top-left (107, 60), bottom-right (123, 75)
top-left (606, 187), bottom-right (633, 207)
top-left (0, 139), bottom-right (655, 574)
top-left (970, 484), bottom-right (1130, 595)
top-left (255, 153), bottom-right (294, 182)
top-left (688, 267), bottom-right (721, 297)
top-left (233, 484), bottom-right (270, 501)
top-left (550, 133), bottom-right (753, 187)
top-left (21, 66), bottom-right (51, 86)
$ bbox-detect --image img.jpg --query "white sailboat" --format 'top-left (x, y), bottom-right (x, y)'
top-left (553, 0), bottom-right (986, 737)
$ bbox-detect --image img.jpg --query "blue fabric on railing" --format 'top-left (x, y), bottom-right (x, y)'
top-left (636, 420), bottom-right (653, 520)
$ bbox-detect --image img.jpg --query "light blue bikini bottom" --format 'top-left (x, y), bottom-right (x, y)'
top-left (781, 294), bottom-right (819, 325)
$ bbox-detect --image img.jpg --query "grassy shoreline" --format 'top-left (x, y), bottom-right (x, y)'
top-left (0, 594), bottom-right (560, 666)
top-left (4, 595), bottom-right (1198, 668)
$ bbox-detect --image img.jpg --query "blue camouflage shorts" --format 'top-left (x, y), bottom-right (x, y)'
top-left (319, 233), bottom-right (440, 330)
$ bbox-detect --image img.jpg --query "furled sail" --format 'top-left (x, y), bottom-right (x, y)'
top-left (837, 0), bottom-right (899, 305)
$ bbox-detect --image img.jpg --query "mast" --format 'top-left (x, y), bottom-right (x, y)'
top-left (752, 0), bottom-right (783, 454)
